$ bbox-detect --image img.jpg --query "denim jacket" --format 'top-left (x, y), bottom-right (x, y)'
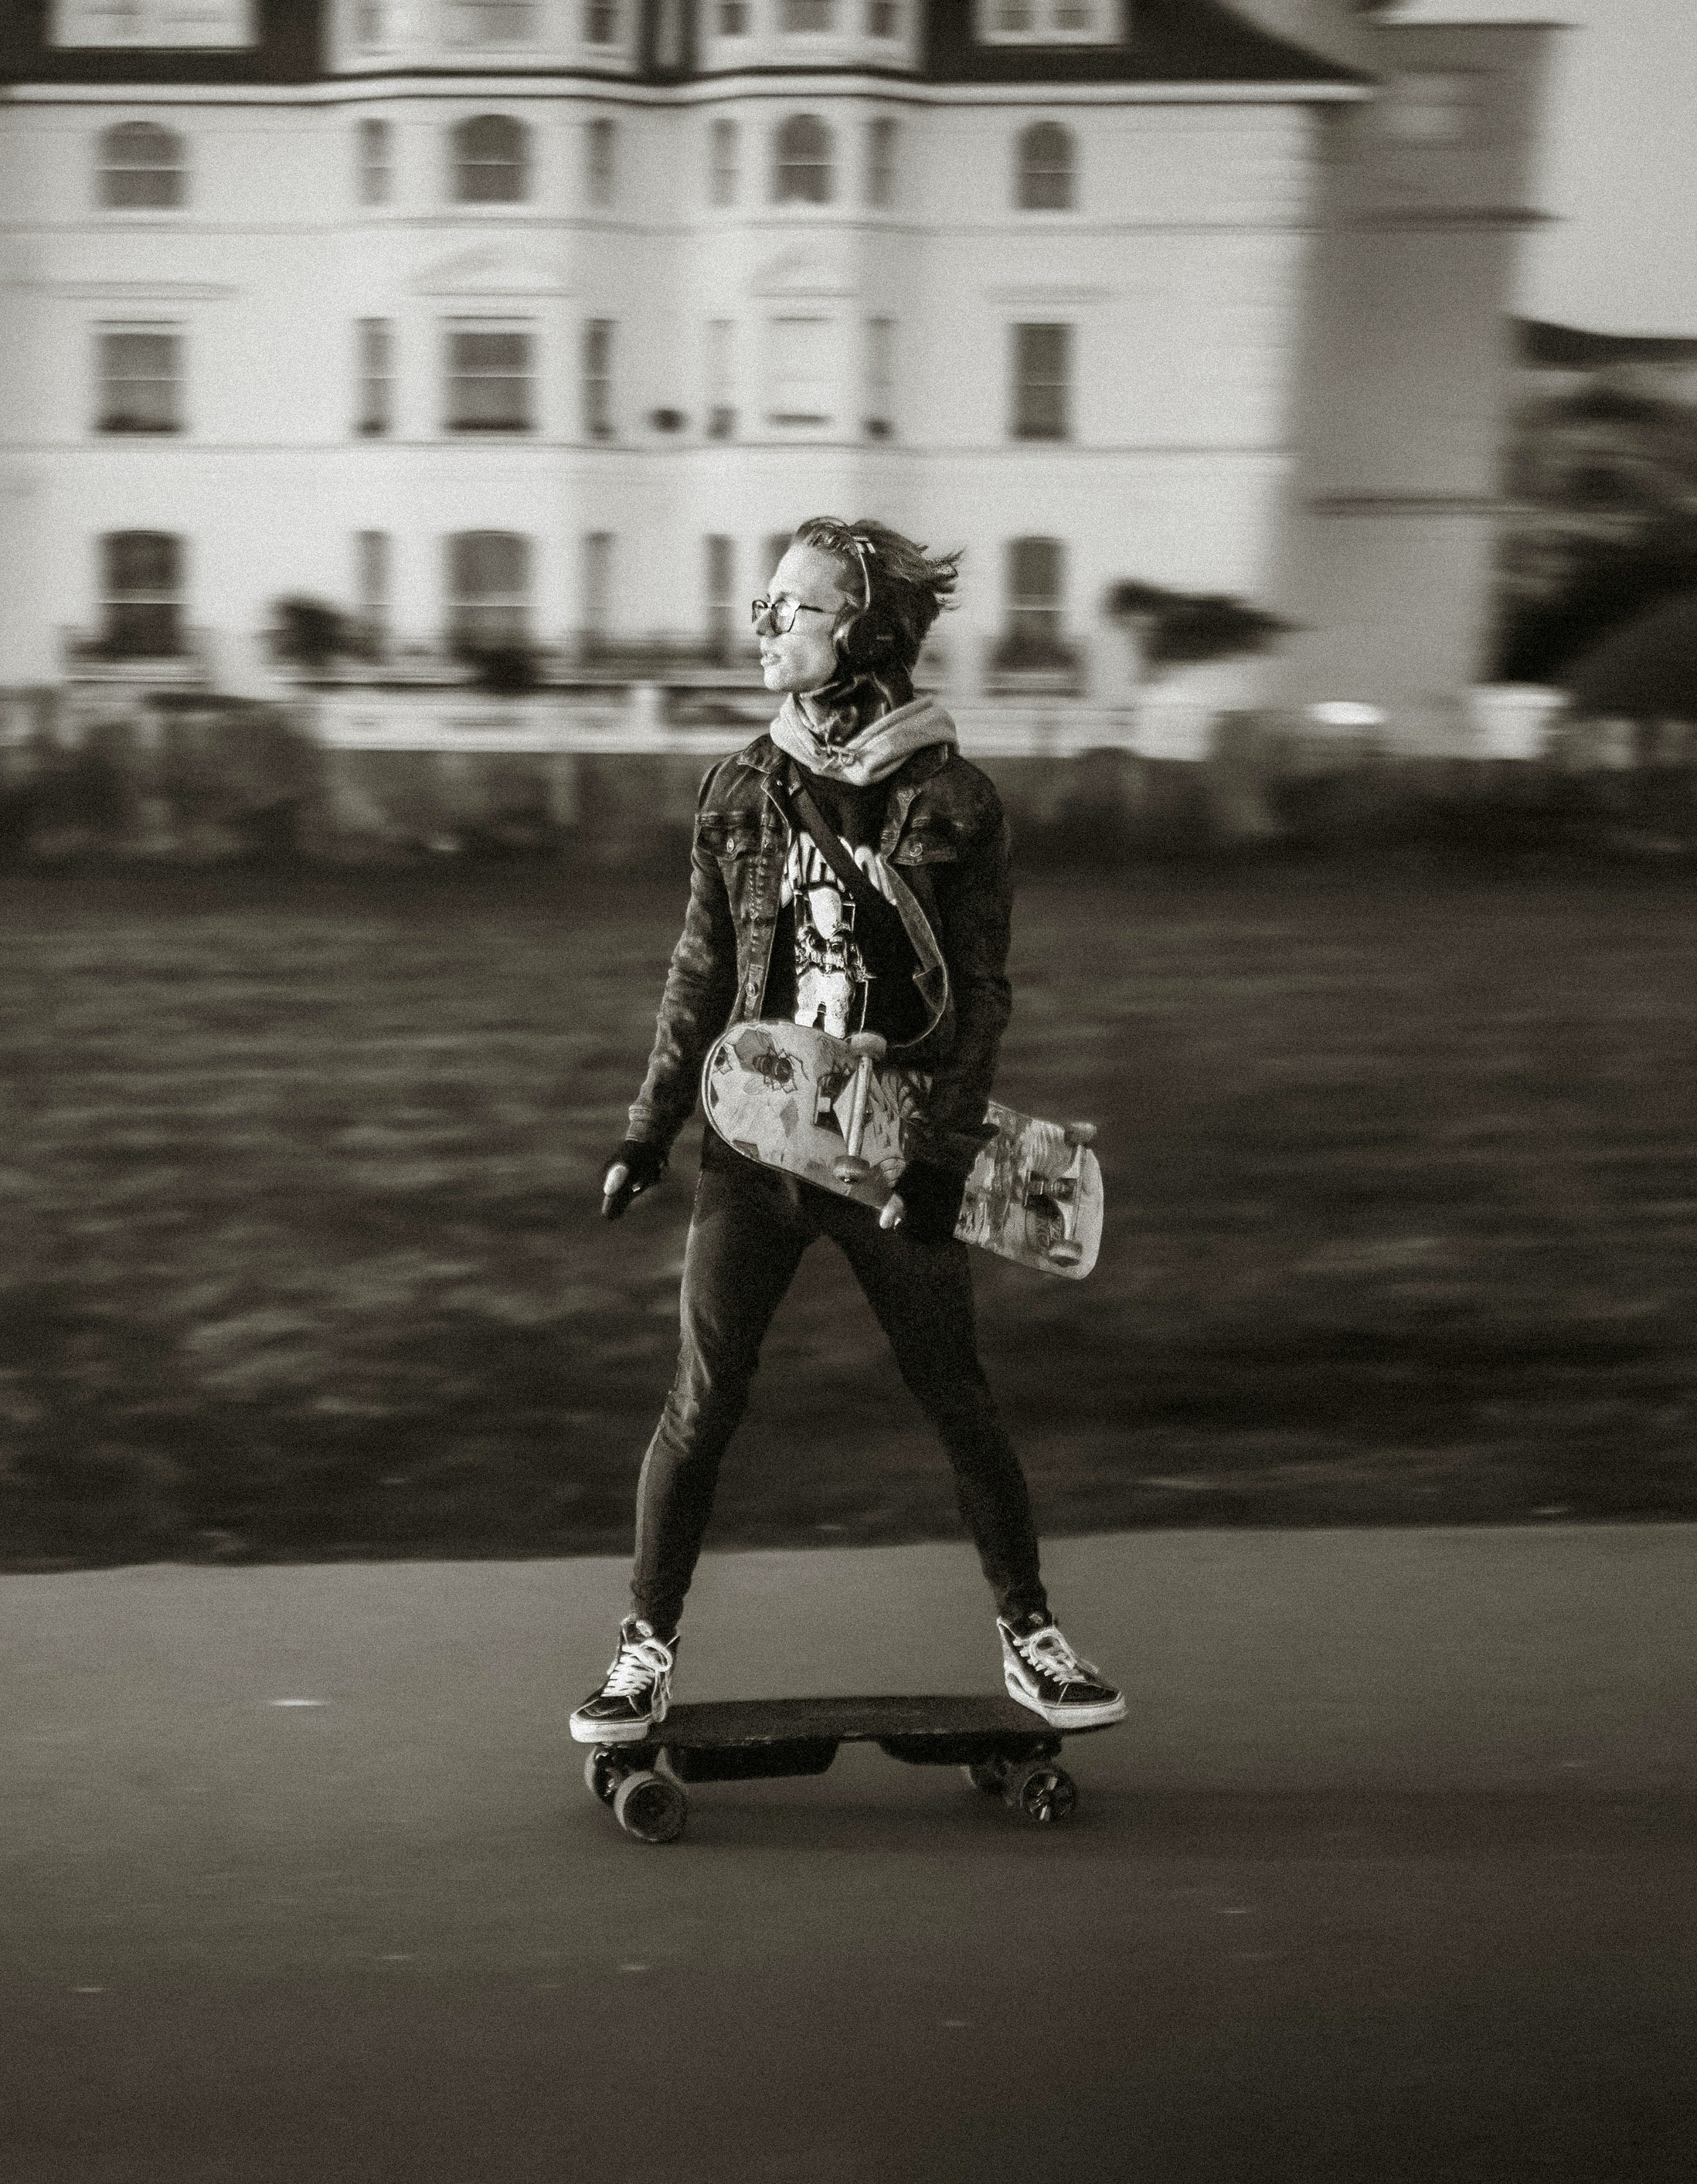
top-left (627, 733), bottom-right (1014, 1174)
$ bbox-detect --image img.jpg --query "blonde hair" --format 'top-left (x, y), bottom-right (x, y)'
top-left (787, 516), bottom-right (961, 725)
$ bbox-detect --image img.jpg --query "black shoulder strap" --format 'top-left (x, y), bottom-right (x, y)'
top-left (770, 773), bottom-right (886, 921)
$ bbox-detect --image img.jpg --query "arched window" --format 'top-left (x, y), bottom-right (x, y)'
top-left (448, 531), bottom-right (532, 647)
top-left (1015, 121), bottom-right (1074, 212)
top-left (357, 117), bottom-right (393, 206)
top-left (709, 117), bottom-right (738, 207)
top-left (100, 532), bottom-right (184, 657)
top-left (773, 115), bottom-right (833, 205)
top-left (586, 115), bottom-right (617, 207)
top-left (98, 121), bottom-right (186, 210)
top-left (451, 114), bottom-right (530, 205)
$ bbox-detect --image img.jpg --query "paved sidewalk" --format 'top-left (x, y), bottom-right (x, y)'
top-left (3, 1526), bottom-right (1695, 2183)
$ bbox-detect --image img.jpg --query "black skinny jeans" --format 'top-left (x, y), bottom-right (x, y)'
top-left (630, 1133), bottom-right (1049, 1637)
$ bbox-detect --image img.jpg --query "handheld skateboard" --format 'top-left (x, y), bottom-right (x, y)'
top-left (702, 1021), bottom-right (1104, 1279)
top-left (582, 1693), bottom-right (1113, 1843)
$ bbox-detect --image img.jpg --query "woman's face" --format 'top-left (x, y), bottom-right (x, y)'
top-left (756, 542), bottom-right (853, 695)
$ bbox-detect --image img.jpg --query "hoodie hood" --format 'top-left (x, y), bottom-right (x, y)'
top-left (770, 691), bottom-right (958, 789)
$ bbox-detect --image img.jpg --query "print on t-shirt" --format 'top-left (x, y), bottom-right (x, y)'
top-left (781, 832), bottom-right (892, 1040)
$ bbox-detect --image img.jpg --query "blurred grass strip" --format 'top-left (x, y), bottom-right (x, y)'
top-left (4, 862), bottom-right (1697, 1570)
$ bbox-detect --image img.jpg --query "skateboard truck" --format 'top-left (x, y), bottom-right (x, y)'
top-left (831, 1031), bottom-right (889, 1187)
top-left (1028, 1124), bottom-right (1097, 1265)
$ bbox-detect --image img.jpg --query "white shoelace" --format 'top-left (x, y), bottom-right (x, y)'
top-left (1012, 1625), bottom-right (1099, 1687)
top-left (603, 1632), bottom-right (673, 1699)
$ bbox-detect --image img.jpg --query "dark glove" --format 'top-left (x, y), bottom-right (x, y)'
top-left (886, 1159), bottom-right (968, 1247)
top-left (601, 1140), bottom-right (666, 1221)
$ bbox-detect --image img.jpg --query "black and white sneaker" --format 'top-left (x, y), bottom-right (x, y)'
top-left (998, 1614), bottom-right (1126, 1729)
top-left (569, 1618), bottom-right (678, 1745)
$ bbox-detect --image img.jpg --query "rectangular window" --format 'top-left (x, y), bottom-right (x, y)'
top-left (768, 316), bottom-right (831, 427)
top-left (56, 0), bottom-right (253, 46)
top-left (1005, 536), bottom-right (1065, 652)
top-left (709, 117), bottom-right (738, 207)
top-left (357, 118), bottom-right (392, 207)
top-left (449, 531), bottom-right (531, 648)
top-left (1384, 71), bottom-right (1476, 144)
top-left (865, 316), bottom-right (893, 440)
top-left (356, 318), bottom-right (393, 436)
top-left (97, 324), bottom-right (182, 434)
top-left (867, 116), bottom-right (896, 207)
top-left (445, 322), bottom-right (534, 433)
top-left (355, 2), bottom-right (396, 44)
top-left (866, 0), bottom-right (897, 31)
top-left (583, 0), bottom-right (619, 44)
top-left (763, 533), bottom-right (792, 586)
top-left (782, 0), bottom-right (832, 26)
top-left (355, 530), bottom-right (390, 653)
top-left (1011, 321), bottom-right (1071, 441)
top-left (100, 530), bottom-right (184, 654)
top-left (582, 319), bottom-right (615, 439)
top-left (586, 116), bottom-right (617, 208)
top-left (582, 531), bottom-right (614, 647)
top-left (447, 0), bottom-right (538, 41)
top-left (717, 0), bottom-right (747, 29)
top-left (705, 535), bottom-right (735, 655)
top-left (706, 318), bottom-right (735, 439)
top-left (98, 121), bottom-right (186, 207)
top-left (654, 0), bottom-right (683, 66)
top-left (980, 0), bottom-right (1113, 42)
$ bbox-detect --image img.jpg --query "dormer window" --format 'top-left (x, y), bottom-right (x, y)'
top-left (447, 1), bottom-right (539, 45)
top-left (55, 0), bottom-right (253, 46)
top-left (979, 0), bottom-right (1118, 44)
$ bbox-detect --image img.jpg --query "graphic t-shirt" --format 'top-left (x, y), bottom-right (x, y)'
top-left (763, 767), bottom-right (927, 1045)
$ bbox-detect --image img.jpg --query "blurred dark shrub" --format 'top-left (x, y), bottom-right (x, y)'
top-left (461, 644), bottom-right (542, 695)
top-left (1104, 581), bottom-right (1297, 667)
top-left (1495, 378), bottom-right (1697, 679)
top-left (272, 596), bottom-right (353, 673)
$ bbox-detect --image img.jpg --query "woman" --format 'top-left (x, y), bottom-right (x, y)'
top-left (572, 518), bottom-right (1123, 1742)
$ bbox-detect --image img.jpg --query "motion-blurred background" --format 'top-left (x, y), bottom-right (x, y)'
top-left (4, 0), bottom-right (1695, 1571)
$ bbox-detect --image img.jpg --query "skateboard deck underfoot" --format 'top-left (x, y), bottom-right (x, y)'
top-left (702, 1021), bottom-right (1104, 1279)
top-left (583, 1694), bottom-right (1115, 1842)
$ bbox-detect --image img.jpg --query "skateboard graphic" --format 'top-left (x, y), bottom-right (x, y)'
top-left (583, 1694), bottom-right (1114, 1843)
top-left (702, 1021), bottom-right (1104, 1279)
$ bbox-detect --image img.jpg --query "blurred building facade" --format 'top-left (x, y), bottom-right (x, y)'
top-left (0, 0), bottom-right (1554, 718)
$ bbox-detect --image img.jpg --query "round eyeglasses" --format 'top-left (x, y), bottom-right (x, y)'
top-left (750, 596), bottom-right (836, 636)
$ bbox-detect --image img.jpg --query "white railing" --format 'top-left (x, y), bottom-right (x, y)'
top-left (250, 681), bottom-right (1582, 766)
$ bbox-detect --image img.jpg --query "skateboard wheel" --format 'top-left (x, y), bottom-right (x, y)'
top-left (613, 1768), bottom-right (688, 1844)
top-left (848, 1033), bottom-right (888, 1061)
top-left (964, 1758), bottom-right (1011, 1798)
top-left (584, 1749), bottom-right (629, 1807)
top-left (1003, 1761), bottom-right (1077, 1825)
top-left (1063, 1123), bottom-right (1097, 1147)
top-left (1046, 1240), bottom-right (1085, 1267)
top-left (832, 1155), bottom-right (872, 1185)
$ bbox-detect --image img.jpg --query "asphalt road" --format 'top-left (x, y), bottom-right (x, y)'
top-left (3, 1526), bottom-right (1695, 2184)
